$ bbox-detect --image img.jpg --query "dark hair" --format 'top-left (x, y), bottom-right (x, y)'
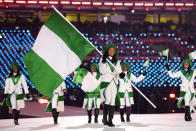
top-left (111, 55), bottom-right (117, 63)
top-left (8, 66), bottom-right (21, 78)
top-left (103, 49), bottom-right (117, 64)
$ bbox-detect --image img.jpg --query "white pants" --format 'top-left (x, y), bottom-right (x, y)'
top-left (10, 93), bottom-right (17, 110)
top-left (83, 97), bottom-right (100, 110)
top-left (184, 89), bottom-right (191, 106)
top-left (104, 81), bottom-right (117, 106)
top-left (52, 93), bottom-right (58, 109)
top-left (120, 92), bottom-right (131, 109)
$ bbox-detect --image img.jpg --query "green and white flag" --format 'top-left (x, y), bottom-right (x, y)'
top-left (0, 99), bottom-right (5, 106)
top-left (73, 68), bottom-right (100, 93)
top-left (23, 9), bottom-right (94, 99)
top-left (188, 51), bottom-right (196, 59)
top-left (143, 59), bottom-right (150, 67)
top-left (159, 48), bottom-right (169, 57)
top-left (159, 48), bottom-right (169, 62)
top-left (73, 68), bottom-right (88, 84)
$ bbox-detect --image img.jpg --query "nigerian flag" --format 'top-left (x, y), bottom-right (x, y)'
top-left (143, 59), bottom-right (150, 67)
top-left (23, 9), bottom-right (94, 99)
top-left (73, 68), bottom-right (100, 92)
top-left (159, 48), bottom-right (169, 57)
top-left (189, 51), bottom-right (196, 59)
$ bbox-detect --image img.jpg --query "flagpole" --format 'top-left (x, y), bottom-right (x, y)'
top-left (167, 49), bottom-right (169, 63)
top-left (52, 6), bottom-right (156, 109)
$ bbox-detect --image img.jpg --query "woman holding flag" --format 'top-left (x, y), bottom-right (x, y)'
top-left (119, 62), bottom-right (146, 122)
top-left (73, 63), bottom-right (101, 123)
top-left (4, 62), bottom-right (30, 125)
top-left (99, 44), bottom-right (125, 127)
top-left (166, 59), bottom-right (196, 121)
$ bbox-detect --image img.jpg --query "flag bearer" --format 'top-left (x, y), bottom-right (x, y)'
top-left (99, 44), bottom-right (125, 127)
top-left (166, 59), bottom-right (196, 121)
top-left (4, 62), bottom-right (30, 125)
top-left (119, 63), bottom-right (145, 122)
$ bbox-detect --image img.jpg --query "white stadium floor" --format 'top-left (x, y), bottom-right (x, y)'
top-left (0, 113), bottom-right (196, 131)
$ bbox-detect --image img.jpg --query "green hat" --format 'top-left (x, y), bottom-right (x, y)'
top-left (9, 62), bottom-right (19, 70)
top-left (182, 59), bottom-right (193, 69)
top-left (103, 43), bottom-right (118, 56)
top-left (121, 62), bottom-right (129, 69)
top-left (90, 63), bottom-right (99, 72)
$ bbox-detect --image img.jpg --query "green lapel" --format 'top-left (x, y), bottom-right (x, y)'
top-left (107, 60), bottom-right (117, 72)
top-left (124, 72), bottom-right (131, 83)
top-left (127, 72), bottom-right (131, 80)
top-left (91, 72), bottom-right (101, 80)
top-left (96, 73), bottom-right (101, 80)
top-left (181, 69), bottom-right (194, 81)
top-left (11, 74), bottom-right (22, 85)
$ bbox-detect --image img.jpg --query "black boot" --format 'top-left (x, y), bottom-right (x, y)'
top-left (56, 112), bottom-right (59, 123)
top-left (87, 110), bottom-right (92, 123)
top-left (94, 108), bottom-right (99, 123)
top-left (185, 106), bottom-right (192, 121)
top-left (52, 108), bottom-right (58, 124)
top-left (56, 112), bottom-right (59, 118)
top-left (120, 108), bottom-right (125, 122)
top-left (12, 109), bottom-right (19, 125)
top-left (108, 106), bottom-right (115, 127)
top-left (126, 107), bottom-right (131, 122)
top-left (102, 104), bottom-right (109, 125)
top-left (187, 106), bottom-right (192, 121)
top-left (16, 110), bottom-right (20, 125)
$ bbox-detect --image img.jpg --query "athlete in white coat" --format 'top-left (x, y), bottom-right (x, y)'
top-left (52, 81), bottom-right (66, 124)
top-left (81, 64), bottom-right (101, 123)
top-left (166, 59), bottom-right (196, 121)
top-left (73, 63), bottom-right (101, 123)
top-left (99, 44), bottom-right (125, 127)
top-left (45, 81), bottom-right (66, 124)
top-left (119, 63), bottom-right (145, 122)
top-left (4, 62), bottom-right (30, 125)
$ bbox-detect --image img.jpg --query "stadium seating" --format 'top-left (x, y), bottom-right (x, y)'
top-left (0, 30), bottom-right (195, 89)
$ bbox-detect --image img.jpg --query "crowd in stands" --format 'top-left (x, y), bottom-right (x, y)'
top-left (1, 15), bottom-right (196, 44)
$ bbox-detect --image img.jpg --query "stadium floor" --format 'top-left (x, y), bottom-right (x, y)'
top-left (0, 113), bottom-right (196, 131)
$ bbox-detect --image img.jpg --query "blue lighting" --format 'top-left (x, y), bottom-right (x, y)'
top-left (0, 31), bottom-right (195, 89)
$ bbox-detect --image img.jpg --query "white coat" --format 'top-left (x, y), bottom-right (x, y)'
top-left (51, 81), bottom-right (66, 112)
top-left (119, 72), bottom-right (144, 106)
top-left (168, 70), bottom-right (196, 107)
top-left (81, 72), bottom-right (101, 110)
top-left (4, 74), bottom-right (29, 110)
top-left (119, 72), bottom-right (144, 93)
top-left (99, 58), bottom-right (122, 106)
